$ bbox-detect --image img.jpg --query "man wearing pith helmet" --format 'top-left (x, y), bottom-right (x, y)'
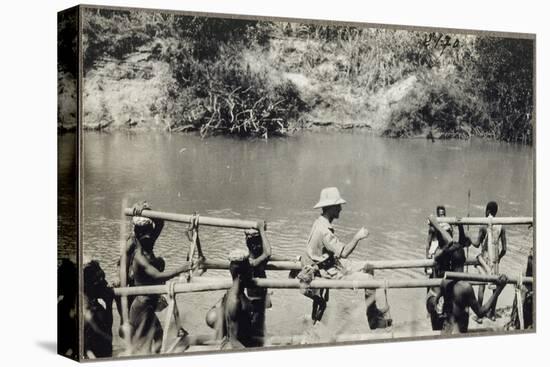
top-left (300, 187), bottom-right (392, 329)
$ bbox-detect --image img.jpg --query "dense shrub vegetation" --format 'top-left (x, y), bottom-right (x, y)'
top-left (70, 8), bottom-right (533, 143)
top-left (58, 11), bottom-right (78, 130)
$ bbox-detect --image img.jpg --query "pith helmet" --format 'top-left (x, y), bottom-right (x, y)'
top-left (313, 187), bottom-right (347, 209)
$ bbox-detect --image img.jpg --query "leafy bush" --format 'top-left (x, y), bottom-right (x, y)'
top-left (382, 79), bottom-right (488, 139)
top-left (169, 45), bottom-right (308, 137)
top-left (474, 37), bottom-right (533, 144)
top-left (58, 10), bottom-right (78, 75)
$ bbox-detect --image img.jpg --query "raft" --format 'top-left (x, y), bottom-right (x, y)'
top-left (113, 208), bottom-right (533, 354)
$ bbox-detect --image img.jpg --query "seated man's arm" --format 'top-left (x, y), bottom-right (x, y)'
top-left (339, 228), bottom-right (368, 259)
top-left (321, 231), bottom-right (347, 259)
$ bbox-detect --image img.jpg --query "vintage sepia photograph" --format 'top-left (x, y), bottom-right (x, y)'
top-left (58, 4), bottom-right (535, 361)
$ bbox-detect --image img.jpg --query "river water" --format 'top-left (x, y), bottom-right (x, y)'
top-left (63, 130), bottom-right (534, 344)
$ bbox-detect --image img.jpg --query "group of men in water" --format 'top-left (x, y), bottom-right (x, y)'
top-left (424, 202), bottom-right (509, 333)
top-left (67, 188), bottom-right (533, 358)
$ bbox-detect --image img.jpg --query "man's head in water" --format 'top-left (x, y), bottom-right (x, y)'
top-left (436, 205), bottom-right (446, 217)
top-left (486, 201), bottom-right (498, 217)
top-left (83, 260), bottom-right (108, 300)
top-left (228, 249), bottom-right (252, 281)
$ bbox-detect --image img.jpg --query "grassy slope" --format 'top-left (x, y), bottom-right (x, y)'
top-left (80, 22), bottom-right (532, 143)
top-left (81, 37), bottom-right (431, 133)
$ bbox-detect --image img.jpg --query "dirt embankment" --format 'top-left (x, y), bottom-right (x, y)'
top-left (82, 49), bottom-right (176, 131)
top-left (79, 40), bottom-right (431, 135)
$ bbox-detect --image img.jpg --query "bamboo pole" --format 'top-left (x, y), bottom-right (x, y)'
top-left (185, 276), bottom-right (488, 288)
top-left (113, 278), bottom-right (442, 297)
top-left (365, 258), bottom-right (480, 269)
top-left (113, 274), bottom-right (510, 297)
top-left (444, 272), bottom-right (533, 285)
top-left (477, 255), bottom-right (491, 274)
top-left (114, 281), bottom-right (232, 297)
top-left (196, 257), bottom-right (481, 271)
top-left (269, 254), bottom-right (300, 262)
top-left (436, 217), bottom-right (532, 225)
top-left (119, 199), bottom-right (130, 346)
top-left (123, 209), bottom-right (261, 230)
top-left (516, 286), bottom-right (524, 330)
top-left (466, 189), bottom-right (471, 274)
top-left (252, 278), bottom-right (443, 289)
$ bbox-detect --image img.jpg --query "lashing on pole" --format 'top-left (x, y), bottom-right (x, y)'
top-left (160, 280), bottom-right (188, 353)
top-left (185, 213), bottom-right (206, 281)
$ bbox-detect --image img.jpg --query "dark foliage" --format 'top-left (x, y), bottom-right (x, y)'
top-left (58, 10), bottom-right (78, 75)
top-left (475, 37), bottom-right (534, 144)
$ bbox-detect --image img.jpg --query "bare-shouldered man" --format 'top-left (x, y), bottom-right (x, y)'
top-left (205, 230), bottom-right (271, 347)
top-left (439, 275), bottom-right (507, 334)
top-left (426, 214), bottom-right (470, 330)
top-left (465, 201), bottom-right (507, 321)
top-left (83, 260), bottom-right (114, 359)
top-left (128, 203), bottom-right (192, 354)
top-left (220, 249), bottom-right (256, 349)
top-left (243, 227), bottom-right (271, 346)
top-left (426, 205), bottom-right (449, 273)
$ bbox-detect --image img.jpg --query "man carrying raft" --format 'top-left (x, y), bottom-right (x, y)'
top-left (425, 210), bottom-right (508, 334)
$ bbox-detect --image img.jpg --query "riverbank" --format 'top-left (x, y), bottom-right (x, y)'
top-left (58, 9), bottom-right (533, 143)
top-left (73, 53), bottom-right (517, 142)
